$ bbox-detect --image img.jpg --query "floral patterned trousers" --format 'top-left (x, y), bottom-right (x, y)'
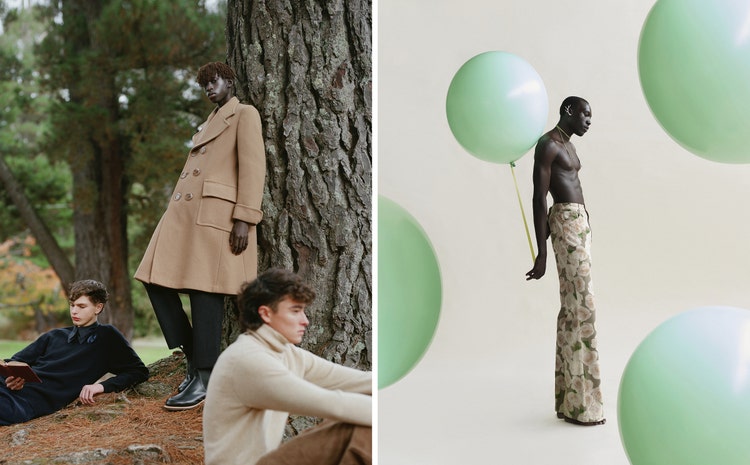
top-left (550, 203), bottom-right (604, 423)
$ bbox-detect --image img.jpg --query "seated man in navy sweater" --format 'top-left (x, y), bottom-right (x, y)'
top-left (0, 279), bottom-right (149, 426)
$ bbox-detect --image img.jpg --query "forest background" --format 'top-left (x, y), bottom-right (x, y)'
top-left (0, 0), bottom-right (226, 345)
top-left (0, 0), bottom-right (372, 372)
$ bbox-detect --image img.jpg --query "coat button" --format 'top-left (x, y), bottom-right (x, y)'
top-left (200, 147), bottom-right (206, 154)
top-left (192, 168), bottom-right (201, 176)
top-left (173, 193), bottom-right (182, 201)
top-left (190, 150), bottom-right (197, 157)
top-left (180, 172), bottom-right (188, 179)
top-left (185, 193), bottom-right (194, 201)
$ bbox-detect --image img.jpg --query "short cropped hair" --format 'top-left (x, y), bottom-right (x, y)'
top-left (238, 268), bottom-right (316, 331)
top-left (196, 62), bottom-right (236, 87)
top-left (559, 96), bottom-right (587, 116)
top-left (68, 280), bottom-right (109, 307)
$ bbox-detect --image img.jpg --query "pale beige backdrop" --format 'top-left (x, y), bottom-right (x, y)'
top-left (377, 0), bottom-right (750, 464)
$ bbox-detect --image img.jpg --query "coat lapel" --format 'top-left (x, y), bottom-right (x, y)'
top-left (193, 96), bottom-right (239, 148)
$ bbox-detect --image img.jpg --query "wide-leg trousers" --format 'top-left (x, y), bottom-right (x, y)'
top-left (256, 421), bottom-right (372, 465)
top-left (143, 283), bottom-right (224, 370)
top-left (549, 203), bottom-right (605, 424)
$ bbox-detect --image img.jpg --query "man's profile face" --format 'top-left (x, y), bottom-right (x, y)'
top-left (260, 297), bottom-right (310, 344)
top-left (571, 101), bottom-right (592, 137)
top-left (69, 296), bottom-right (102, 328)
top-left (203, 73), bottom-right (232, 106)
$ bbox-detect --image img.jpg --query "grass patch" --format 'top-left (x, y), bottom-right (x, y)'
top-left (0, 339), bottom-right (173, 366)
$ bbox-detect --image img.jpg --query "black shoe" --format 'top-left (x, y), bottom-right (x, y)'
top-left (177, 373), bottom-right (192, 393)
top-left (164, 376), bottom-right (206, 411)
top-left (177, 360), bottom-right (196, 393)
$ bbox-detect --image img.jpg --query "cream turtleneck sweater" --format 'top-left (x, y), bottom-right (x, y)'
top-left (203, 324), bottom-right (372, 465)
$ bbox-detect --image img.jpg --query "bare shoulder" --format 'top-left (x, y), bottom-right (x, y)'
top-left (534, 132), bottom-right (561, 163)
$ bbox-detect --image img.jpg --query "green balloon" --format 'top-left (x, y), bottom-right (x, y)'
top-left (446, 51), bottom-right (548, 164)
top-left (639, 0), bottom-right (750, 163)
top-left (618, 307), bottom-right (750, 465)
top-left (378, 196), bottom-right (442, 389)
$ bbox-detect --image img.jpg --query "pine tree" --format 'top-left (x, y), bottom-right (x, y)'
top-left (4, 0), bottom-right (226, 338)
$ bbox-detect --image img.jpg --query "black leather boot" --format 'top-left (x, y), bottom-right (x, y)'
top-left (197, 368), bottom-right (211, 388)
top-left (177, 358), bottom-right (196, 393)
top-left (163, 375), bottom-right (206, 411)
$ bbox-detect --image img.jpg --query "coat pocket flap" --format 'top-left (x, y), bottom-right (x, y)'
top-left (202, 180), bottom-right (237, 202)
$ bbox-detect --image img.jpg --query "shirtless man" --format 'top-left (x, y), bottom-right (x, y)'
top-left (525, 96), bottom-right (605, 426)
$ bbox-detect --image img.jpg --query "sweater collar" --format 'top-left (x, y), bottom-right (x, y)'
top-left (68, 322), bottom-right (100, 344)
top-left (252, 324), bottom-right (291, 353)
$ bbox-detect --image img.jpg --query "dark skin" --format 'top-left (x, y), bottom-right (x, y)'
top-left (202, 73), bottom-right (249, 256)
top-left (525, 99), bottom-right (592, 281)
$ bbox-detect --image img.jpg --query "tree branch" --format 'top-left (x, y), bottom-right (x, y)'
top-left (0, 153), bottom-right (75, 294)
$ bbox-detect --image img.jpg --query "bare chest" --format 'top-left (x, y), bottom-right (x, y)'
top-left (554, 142), bottom-right (581, 171)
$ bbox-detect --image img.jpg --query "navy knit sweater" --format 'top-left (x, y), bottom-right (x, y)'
top-left (6, 323), bottom-right (149, 419)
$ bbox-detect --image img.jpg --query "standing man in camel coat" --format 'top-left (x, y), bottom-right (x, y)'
top-left (135, 62), bottom-right (266, 410)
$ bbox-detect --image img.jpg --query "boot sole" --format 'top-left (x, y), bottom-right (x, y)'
top-left (163, 398), bottom-right (205, 411)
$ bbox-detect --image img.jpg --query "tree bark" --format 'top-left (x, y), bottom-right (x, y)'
top-left (225, 0), bottom-right (372, 369)
top-left (0, 153), bottom-right (75, 292)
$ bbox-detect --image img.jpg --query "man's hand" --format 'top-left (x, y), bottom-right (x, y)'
top-left (79, 383), bottom-right (104, 405)
top-left (229, 220), bottom-right (250, 255)
top-left (4, 375), bottom-right (25, 391)
top-left (526, 254), bottom-right (547, 280)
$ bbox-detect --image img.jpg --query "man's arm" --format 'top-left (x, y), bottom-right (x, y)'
top-left (526, 137), bottom-right (557, 281)
top-left (298, 347), bottom-right (372, 395)
top-left (2, 331), bottom-right (56, 392)
top-left (98, 327), bottom-right (149, 393)
top-left (76, 328), bottom-right (149, 405)
top-left (9, 332), bottom-right (50, 366)
top-left (4, 332), bottom-right (51, 391)
top-left (234, 351), bottom-right (372, 426)
top-left (229, 105), bottom-right (266, 255)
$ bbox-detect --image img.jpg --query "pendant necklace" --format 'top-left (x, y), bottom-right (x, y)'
top-left (555, 125), bottom-right (573, 160)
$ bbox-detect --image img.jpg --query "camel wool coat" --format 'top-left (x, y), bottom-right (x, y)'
top-left (135, 97), bottom-right (265, 295)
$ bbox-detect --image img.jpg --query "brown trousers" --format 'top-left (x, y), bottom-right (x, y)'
top-left (256, 421), bottom-right (372, 465)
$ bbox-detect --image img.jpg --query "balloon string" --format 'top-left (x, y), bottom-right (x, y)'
top-left (510, 162), bottom-right (536, 263)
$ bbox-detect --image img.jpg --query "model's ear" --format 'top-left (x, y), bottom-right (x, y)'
top-left (258, 305), bottom-right (273, 324)
top-left (95, 303), bottom-right (104, 315)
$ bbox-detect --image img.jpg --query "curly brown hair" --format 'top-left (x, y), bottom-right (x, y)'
top-left (196, 62), bottom-right (236, 87)
top-left (68, 280), bottom-right (109, 307)
top-left (237, 268), bottom-right (316, 331)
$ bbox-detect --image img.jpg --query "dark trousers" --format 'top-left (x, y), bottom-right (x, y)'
top-left (143, 283), bottom-right (224, 370)
top-left (0, 387), bottom-right (35, 426)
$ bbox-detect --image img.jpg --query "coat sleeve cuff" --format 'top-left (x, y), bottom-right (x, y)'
top-left (233, 204), bottom-right (264, 225)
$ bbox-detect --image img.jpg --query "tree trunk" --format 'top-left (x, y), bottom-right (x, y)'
top-left (225, 0), bottom-right (372, 370)
top-left (0, 153), bottom-right (75, 292)
top-left (62, 0), bottom-right (134, 339)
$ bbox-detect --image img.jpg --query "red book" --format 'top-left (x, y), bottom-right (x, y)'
top-left (0, 361), bottom-right (42, 383)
